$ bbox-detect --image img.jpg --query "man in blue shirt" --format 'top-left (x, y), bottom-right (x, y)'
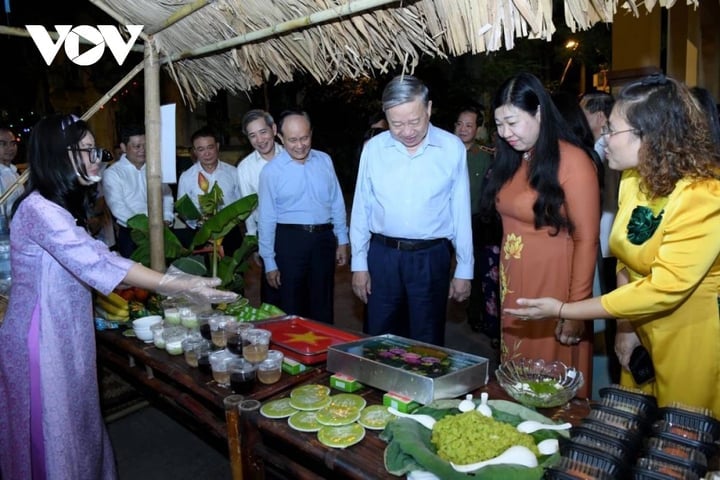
top-left (258, 111), bottom-right (349, 324)
top-left (350, 75), bottom-right (473, 346)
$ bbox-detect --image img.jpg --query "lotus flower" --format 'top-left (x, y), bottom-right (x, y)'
top-left (198, 172), bottom-right (210, 193)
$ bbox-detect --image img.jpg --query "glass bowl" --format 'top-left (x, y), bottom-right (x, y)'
top-left (495, 358), bottom-right (584, 408)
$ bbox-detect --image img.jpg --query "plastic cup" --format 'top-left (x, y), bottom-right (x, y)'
top-left (257, 350), bottom-right (284, 384)
top-left (242, 328), bottom-right (271, 363)
top-left (151, 322), bottom-right (166, 349)
top-left (179, 306), bottom-right (200, 329)
top-left (163, 326), bottom-right (187, 355)
top-left (209, 349), bottom-right (236, 386)
top-left (228, 358), bottom-right (257, 394)
top-left (182, 336), bottom-right (208, 367)
top-left (198, 310), bottom-right (223, 341)
top-left (225, 321), bottom-right (252, 356)
top-left (209, 315), bottom-right (230, 348)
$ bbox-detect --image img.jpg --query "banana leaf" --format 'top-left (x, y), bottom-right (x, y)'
top-left (198, 183), bottom-right (224, 216)
top-left (171, 255), bottom-right (207, 276)
top-left (217, 234), bottom-right (258, 289)
top-left (175, 194), bottom-right (202, 221)
top-left (127, 214), bottom-right (189, 266)
top-left (190, 194), bottom-right (258, 250)
top-left (380, 399), bottom-right (563, 479)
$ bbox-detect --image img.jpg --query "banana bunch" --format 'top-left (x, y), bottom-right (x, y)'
top-left (95, 291), bottom-right (130, 322)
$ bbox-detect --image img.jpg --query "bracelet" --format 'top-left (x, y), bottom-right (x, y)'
top-left (558, 302), bottom-right (566, 320)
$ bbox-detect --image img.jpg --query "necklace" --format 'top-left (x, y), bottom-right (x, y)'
top-left (522, 151), bottom-right (532, 162)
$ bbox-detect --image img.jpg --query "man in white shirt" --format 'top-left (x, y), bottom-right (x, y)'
top-left (103, 125), bottom-right (174, 258)
top-left (178, 127), bottom-right (241, 219)
top-left (236, 110), bottom-right (283, 304)
top-left (177, 126), bottom-right (243, 253)
top-left (0, 126), bottom-right (23, 218)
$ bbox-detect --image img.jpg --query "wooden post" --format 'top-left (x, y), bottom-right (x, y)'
top-left (144, 38), bottom-right (166, 272)
top-left (224, 394), bottom-right (244, 480)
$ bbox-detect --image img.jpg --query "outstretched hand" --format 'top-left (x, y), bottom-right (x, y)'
top-left (156, 266), bottom-right (238, 304)
top-left (504, 297), bottom-right (563, 320)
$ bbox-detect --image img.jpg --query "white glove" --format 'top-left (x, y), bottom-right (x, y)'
top-left (156, 266), bottom-right (238, 305)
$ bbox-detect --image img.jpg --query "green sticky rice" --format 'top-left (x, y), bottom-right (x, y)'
top-left (431, 411), bottom-right (539, 465)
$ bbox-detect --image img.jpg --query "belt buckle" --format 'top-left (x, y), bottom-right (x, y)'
top-left (306, 225), bottom-right (316, 233)
top-left (396, 239), bottom-right (412, 250)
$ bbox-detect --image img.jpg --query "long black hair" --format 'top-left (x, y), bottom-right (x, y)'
top-left (479, 73), bottom-right (585, 235)
top-left (12, 114), bottom-right (95, 226)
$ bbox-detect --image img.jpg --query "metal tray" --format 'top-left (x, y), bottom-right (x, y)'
top-left (326, 334), bottom-right (489, 404)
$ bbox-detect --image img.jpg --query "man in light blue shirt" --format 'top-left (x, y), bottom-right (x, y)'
top-left (258, 111), bottom-right (349, 324)
top-left (350, 75), bottom-right (473, 345)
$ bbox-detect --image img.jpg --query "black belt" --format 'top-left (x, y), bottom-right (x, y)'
top-left (371, 233), bottom-right (445, 251)
top-left (277, 223), bottom-right (333, 233)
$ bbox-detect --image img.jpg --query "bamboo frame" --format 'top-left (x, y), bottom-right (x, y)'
top-left (143, 38), bottom-right (166, 272)
top-left (167, 0), bottom-right (400, 62)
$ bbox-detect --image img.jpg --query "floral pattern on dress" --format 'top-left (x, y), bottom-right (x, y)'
top-left (500, 233), bottom-right (523, 305)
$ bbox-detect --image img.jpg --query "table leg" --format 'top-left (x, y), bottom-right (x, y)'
top-left (224, 394), bottom-right (245, 480)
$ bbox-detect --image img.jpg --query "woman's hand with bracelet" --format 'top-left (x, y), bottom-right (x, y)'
top-left (504, 297), bottom-right (564, 321)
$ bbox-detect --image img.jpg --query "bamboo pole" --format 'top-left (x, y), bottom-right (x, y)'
top-left (145, 0), bottom-right (213, 36)
top-left (144, 38), bottom-right (166, 272)
top-left (0, 60), bottom-right (145, 208)
top-left (166, 0), bottom-right (400, 62)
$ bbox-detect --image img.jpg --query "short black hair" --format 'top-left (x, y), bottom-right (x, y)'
top-left (579, 92), bottom-right (614, 118)
top-left (190, 126), bottom-right (220, 144)
top-left (457, 103), bottom-right (484, 126)
top-left (0, 124), bottom-right (17, 137)
top-left (119, 124), bottom-right (144, 145)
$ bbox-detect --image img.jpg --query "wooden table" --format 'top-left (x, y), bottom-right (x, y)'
top-left (96, 328), bottom-right (325, 452)
top-left (237, 371), bottom-right (592, 480)
top-left (97, 328), bottom-right (591, 479)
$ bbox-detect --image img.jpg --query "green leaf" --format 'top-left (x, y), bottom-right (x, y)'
top-left (198, 182), bottom-right (224, 216)
top-left (216, 235), bottom-right (258, 288)
top-left (175, 194), bottom-right (202, 221)
top-left (190, 194), bottom-right (258, 249)
top-left (381, 399), bottom-right (562, 479)
top-left (126, 214), bottom-right (189, 267)
top-left (171, 256), bottom-right (208, 276)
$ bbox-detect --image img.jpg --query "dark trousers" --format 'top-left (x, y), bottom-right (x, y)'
top-left (117, 225), bottom-right (136, 259)
top-left (365, 238), bottom-right (451, 346)
top-left (274, 226), bottom-right (336, 324)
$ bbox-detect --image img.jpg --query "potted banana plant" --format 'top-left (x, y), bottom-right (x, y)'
top-left (128, 178), bottom-right (258, 293)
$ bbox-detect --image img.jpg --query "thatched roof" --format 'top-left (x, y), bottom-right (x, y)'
top-left (93, 0), bottom-right (693, 108)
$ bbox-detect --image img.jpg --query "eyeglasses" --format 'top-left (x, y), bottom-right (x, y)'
top-left (71, 147), bottom-right (112, 164)
top-left (601, 125), bottom-right (638, 137)
top-left (0, 140), bottom-right (18, 148)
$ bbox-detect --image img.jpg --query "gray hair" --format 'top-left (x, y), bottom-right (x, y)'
top-left (241, 109), bottom-right (275, 136)
top-left (382, 75), bottom-right (429, 111)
